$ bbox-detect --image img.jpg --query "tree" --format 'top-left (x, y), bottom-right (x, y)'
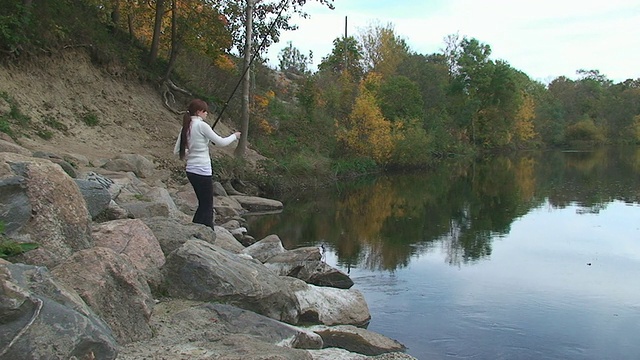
top-left (513, 91), bottom-right (537, 145)
top-left (358, 22), bottom-right (410, 78)
top-left (377, 75), bottom-right (424, 122)
top-left (318, 36), bottom-right (364, 79)
top-left (149, 0), bottom-right (166, 63)
top-left (215, 0), bottom-right (335, 58)
top-left (336, 73), bottom-right (397, 164)
top-left (278, 41), bottom-right (312, 74)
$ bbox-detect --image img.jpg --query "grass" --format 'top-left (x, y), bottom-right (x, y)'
top-left (0, 91), bottom-right (30, 138)
top-left (82, 111), bottom-right (99, 126)
top-left (0, 221), bottom-right (39, 259)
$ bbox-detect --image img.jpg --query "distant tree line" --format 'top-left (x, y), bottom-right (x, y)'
top-left (277, 23), bottom-right (640, 169)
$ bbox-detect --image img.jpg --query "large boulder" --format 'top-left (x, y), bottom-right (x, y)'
top-left (74, 178), bottom-right (112, 219)
top-left (0, 152), bottom-right (93, 268)
top-left (0, 262), bottom-right (118, 359)
top-left (92, 218), bottom-right (165, 290)
top-left (162, 239), bottom-right (299, 324)
top-left (51, 247), bottom-right (155, 344)
top-left (140, 217), bottom-right (217, 255)
top-left (310, 325), bottom-right (406, 356)
top-left (118, 300), bottom-right (319, 360)
top-left (242, 234), bottom-right (287, 263)
top-left (231, 195), bottom-right (284, 213)
top-left (285, 277), bottom-right (371, 327)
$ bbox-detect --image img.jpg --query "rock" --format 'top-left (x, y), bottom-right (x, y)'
top-left (144, 186), bottom-right (191, 222)
top-left (214, 195), bottom-right (244, 219)
top-left (75, 178), bottom-right (112, 218)
top-left (242, 234), bottom-right (287, 263)
top-left (101, 158), bottom-right (137, 174)
top-left (260, 245), bottom-right (353, 289)
top-left (213, 181), bottom-right (227, 196)
top-left (92, 218), bottom-right (166, 290)
top-left (162, 239), bottom-right (299, 324)
top-left (0, 153), bottom-right (93, 268)
top-left (0, 263), bottom-right (118, 360)
top-left (94, 199), bottom-right (133, 222)
top-left (0, 138), bottom-right (32, 156)
top-left (267, 246), bottom-right (322, 262)
top-left (0, 175), bottom-right (31, 234)
top-left (140, 217), bottom-right (217, 255)
top-left (310, 325), bottom-right (406, 356)
top-left (307, 348), bottom-right (417, 360)
top-left (266, 259), bottom-right (354, 289)
top-left (115, 154), bottom-right (157, 179)
top-left (79, 171), bottom-right (120, 200)
top-left (52, 247), bottom-right (155, 344)
top-left (119, 201), bottom-right (169, 219)
top-left (285, 277), bottom-right (371, 327)
top-left (32, 151), bottom-right (77, 178)
top-left (231, 195), bottom-right (284, 213)
top-left (118, 300), bottom-right (318, 360)
top-left (213, 225), bottom-right (246, 253)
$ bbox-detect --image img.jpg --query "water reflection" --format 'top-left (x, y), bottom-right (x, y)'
top-left (246, 147), bottom-right (640, 270)
top-left (246, 147), bottom-right (640, 359)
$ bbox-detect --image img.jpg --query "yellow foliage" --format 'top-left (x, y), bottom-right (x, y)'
top-left (214, 54), bottom-right (236, 72)
top-left (336, 74), bottom-right (397, 164)
top-left (252, 91), bottom-right (276, 135)
top-left (513, 92), bottom-right (537, 142)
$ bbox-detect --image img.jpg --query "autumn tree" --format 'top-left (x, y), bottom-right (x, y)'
top-left (358, 22), bottom-right (410, 79)
top-left (336, 72), bottom-right (397, 164)
top-left (512, 91), bottom-right (537, 145)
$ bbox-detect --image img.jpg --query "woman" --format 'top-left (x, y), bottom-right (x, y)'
top-left (174, 99), bottom-right (240, 229)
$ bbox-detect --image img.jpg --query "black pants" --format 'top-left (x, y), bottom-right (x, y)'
top-left (186, 172), bottom-right (214, 229)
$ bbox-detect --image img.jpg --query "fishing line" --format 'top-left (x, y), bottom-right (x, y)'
top-left (211, 0), bottom-right (290, 129)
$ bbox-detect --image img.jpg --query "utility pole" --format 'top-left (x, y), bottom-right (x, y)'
top-left (236, 0), bottom-right (253, 158)
top-left (343, 16), bottom-right (348, 73)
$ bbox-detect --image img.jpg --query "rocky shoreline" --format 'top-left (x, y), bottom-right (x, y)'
top-left (0, 137), bottom-right (417, 360)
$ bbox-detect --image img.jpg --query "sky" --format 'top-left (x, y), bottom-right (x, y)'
top-left (265, 0), bottom-right (640, 84)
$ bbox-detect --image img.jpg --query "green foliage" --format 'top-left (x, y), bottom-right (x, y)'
top-left (318, 36), bottom-right (364, 79)
top-left (82, 111), bottom-right (99, 126)
top-left (565, 118), bottom-right (606, 143)
top-left (377, 75), bottom-right (424, 121)
top-left (331, 157), bottom-right (379, 178)
top-left (0, 91), bottom-right (30, 138)
top-left (36, 129), bottom-right (53, 140)
top-left (0, 221), bottom-right (38, 259)
top-left (388, 121), bottom-right (435, 169)
top-left (278, 41), bottom-right (313, 74)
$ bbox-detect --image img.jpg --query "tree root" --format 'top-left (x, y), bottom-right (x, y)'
top-left (161, 79), bottom-right (193, 114)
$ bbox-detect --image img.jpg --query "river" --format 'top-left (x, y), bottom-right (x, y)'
top-left (246, 147), bottom-right (640, 360)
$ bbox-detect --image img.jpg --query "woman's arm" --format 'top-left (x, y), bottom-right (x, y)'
top-left (198, 122), bottom-right (239, 147)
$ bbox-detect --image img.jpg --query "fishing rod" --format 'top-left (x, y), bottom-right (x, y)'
top-left (211, 0), bottom-right (290, 129)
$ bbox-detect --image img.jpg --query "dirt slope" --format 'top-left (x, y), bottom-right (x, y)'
top-left (0, 48), bottom-right (259, 183)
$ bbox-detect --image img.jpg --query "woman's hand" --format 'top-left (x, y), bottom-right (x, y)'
top-left (234, 132), bottom-right (241, 140)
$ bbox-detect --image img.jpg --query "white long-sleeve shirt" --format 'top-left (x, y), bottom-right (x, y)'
top-left (173, 116), bottom-right (238, 176)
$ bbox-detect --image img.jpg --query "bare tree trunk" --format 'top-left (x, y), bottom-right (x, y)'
top-left (127, 13), bottom-right (136, 39)
top-left (149, 0), bottom-right (166, 63)
top-left (164, 0), bottom-right (179, 80)
top-left (111, 0), bottom-right (120, 25)
top-left (235, 0), bottom-right (253, 158)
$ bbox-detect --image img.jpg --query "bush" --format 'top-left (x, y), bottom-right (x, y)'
top-left (389, 124), bottom-right (436, 169)
top-left (565, 118), bottom-right (606, 143)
